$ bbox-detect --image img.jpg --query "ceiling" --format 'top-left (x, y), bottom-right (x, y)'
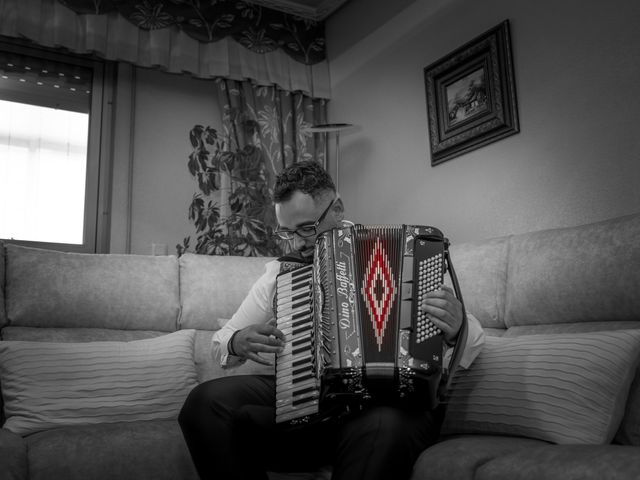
top-left (247, 0), bottom-right (351, 20)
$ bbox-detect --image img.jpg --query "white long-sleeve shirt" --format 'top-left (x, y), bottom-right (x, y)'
top-left (212, 259), bottom-right (485, 369)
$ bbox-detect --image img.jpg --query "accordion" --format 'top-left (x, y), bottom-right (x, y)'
top-left (274, 224), bottom-right (467, 426)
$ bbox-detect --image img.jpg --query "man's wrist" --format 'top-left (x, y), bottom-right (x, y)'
top-left (227, 330), bottom-right (241, 356)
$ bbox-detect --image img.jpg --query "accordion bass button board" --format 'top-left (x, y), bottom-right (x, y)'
top-left (274, 225), bottom-right (448, 426)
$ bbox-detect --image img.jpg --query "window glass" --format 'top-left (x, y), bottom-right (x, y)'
top-left (0, 44), bottom-right (108, 251)
top-left (0, 100), bottom-right (88, 243)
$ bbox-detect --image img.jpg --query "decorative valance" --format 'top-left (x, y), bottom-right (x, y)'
top-left (0, 0), bottom-right (331, 98)
top-left (58, 0), bottom-right (326, 65)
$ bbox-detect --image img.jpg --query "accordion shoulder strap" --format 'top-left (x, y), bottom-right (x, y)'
top-left (439, 239), bottom-right (469, 399)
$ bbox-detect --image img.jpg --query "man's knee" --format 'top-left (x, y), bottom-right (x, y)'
top-left (179, 383), bottom-right (204, 429)
top-left (179, 380), bottom-right (225, 428)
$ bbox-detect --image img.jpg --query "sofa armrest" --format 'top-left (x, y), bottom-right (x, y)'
top-left (0, 427), bottom-right (28, 480)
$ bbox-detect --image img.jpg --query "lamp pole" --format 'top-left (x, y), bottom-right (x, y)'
top-left (306, 123), bottom-right (355, 190)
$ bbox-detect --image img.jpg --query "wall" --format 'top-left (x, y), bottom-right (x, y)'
top-left (110, 67), bottom-right (221, 255)
top-left (326, 0), bottom-right (640, 244)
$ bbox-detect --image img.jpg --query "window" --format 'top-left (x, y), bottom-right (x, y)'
top-left (0, 41), bottom-right (113, 252)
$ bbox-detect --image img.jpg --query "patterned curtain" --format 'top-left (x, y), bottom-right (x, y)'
top-left (181, 78), bottom-right (327, 257)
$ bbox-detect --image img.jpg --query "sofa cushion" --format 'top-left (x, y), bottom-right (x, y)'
top-left (25, 420), bottom-right (198, 480)
top-left (499, 321), bottom-right (640, 447)
top-left (475, 444), bottom-right (640, 480)
top-left (413, 435), bottom-right (548, 480)
top-left (1, 326), bottom-right (166, 343)
top-left (5, 244), bottom-right (180, 331)
top-left (441, 330), bottom-right (640, 444)
top-left (0, 330), bottom-right (198, 435)
top-left (449, 237), bottom-right (509, 330)
top-left (179, 253), bottom-right (274, 330)
top-left (0, 427), bottom-right (28, 480)
top-left (498, 321), bottom-right (640, 446)
top-left (504, 213), bottom-right (640, 328)
top-left (0, 325), bottom-right (170, 428)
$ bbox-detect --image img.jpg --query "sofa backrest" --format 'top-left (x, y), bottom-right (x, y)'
top-left (505, 213), bottom-right (640, 329)
top-left (177, 253), bottom-right (277, 383)
top-left (449, 237), bottom-right (509, 332)
top-left (178, 253), bottom-right (275, 331)
top-left (4, 244), bottom-right (180, 331)
top-left (450, 212), bottom-right (640, 335)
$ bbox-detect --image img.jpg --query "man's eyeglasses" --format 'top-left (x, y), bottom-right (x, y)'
top-left (274, 196), bottom-right (339, 240)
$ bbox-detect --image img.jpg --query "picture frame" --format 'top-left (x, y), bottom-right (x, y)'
top-left (424, 20), bottom-right (519, 166)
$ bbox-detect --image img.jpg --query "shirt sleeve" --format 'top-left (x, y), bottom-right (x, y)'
top-left (211, 260), bottom-right (280, 367)
top-left (444, 312), bottom-right (485, 369)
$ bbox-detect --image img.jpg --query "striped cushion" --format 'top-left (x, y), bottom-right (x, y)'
top-left (441, 330), bottom-right (640, 444)
top-left (0, 330), bottom-right (198, 436)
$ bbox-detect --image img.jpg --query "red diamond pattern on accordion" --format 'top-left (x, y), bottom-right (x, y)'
top-left (361, 237), bottom-right (398, 352)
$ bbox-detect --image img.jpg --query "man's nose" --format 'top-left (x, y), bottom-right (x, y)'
top-left (292, 234), bottom-right (311, 251)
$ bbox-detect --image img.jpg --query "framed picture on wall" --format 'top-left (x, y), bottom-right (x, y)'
top-left (424, 20), bottom-right (519, 166)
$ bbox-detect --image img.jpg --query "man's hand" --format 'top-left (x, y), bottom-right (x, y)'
top-left (420, 285), bottom-right (463, 345)
top-left (230, 320), bottom-right (286, 365)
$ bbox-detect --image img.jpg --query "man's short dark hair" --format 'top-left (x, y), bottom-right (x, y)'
top-left (273, 160), bottom-right (336, 203)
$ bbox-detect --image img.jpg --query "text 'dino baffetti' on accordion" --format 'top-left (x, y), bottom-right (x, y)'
top-left (274, 224), bottom-right (468, 426)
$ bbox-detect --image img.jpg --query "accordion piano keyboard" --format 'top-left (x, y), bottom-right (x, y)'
top-left (274, 265), bottom-right (320, 423)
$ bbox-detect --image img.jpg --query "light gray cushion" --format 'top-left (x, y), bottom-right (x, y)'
top-left (504, 213), bottom-right (640, 328)
top-left (449, 237), bottom-right (509, 330)
top-left (413, 436), bottom-right (547, 480)
top-left (475, 444), bottom-right (640, 480)
top-left (5, 244), bottom-right (180, 331)
top-left (441, 330), bottom-right (640, 444)
top-left (0, 427), bottom-right (27, 480)
top-left (179, 253), bottom-right (274, 330)
top-left (25, 420), bottom-right (198, 480)
top-left (0, 330), bottom-right (198, 435)
top-left (1, 326), bottom-right (166, 343)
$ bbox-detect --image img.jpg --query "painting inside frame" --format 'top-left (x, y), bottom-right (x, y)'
top-left (446, 67), bottom-right (488, 126)
top-left (424, 20), bottom-right (519, 166)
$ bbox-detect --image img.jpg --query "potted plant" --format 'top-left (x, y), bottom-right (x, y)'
top-left (177, 121), bottom-right (285, 257)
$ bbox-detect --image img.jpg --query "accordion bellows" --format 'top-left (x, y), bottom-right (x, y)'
top-left (441, 330), bottom-right (640, 444)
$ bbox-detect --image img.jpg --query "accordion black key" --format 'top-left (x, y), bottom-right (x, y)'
top-left (274, 224), bottom-right (467, 426)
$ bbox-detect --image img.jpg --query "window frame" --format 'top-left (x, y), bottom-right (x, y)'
top-left (0, 39), bottom-right (114, 253)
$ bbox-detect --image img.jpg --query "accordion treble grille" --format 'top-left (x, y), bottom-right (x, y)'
top-left (353, 225), bottom-right (404, 366)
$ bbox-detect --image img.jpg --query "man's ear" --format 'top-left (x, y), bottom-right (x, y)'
top-left (332, 196), bottom-right (345, 222)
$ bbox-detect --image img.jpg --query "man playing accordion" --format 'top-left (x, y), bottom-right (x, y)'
top-left (179, 160), bottom-right (485, 480)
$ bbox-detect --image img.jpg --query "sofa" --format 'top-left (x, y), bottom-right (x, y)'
top-left (1, 212), bottom-right (639, 480)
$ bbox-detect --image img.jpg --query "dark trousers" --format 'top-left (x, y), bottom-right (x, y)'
top-left (178, 375), bottom-right (444, 480)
